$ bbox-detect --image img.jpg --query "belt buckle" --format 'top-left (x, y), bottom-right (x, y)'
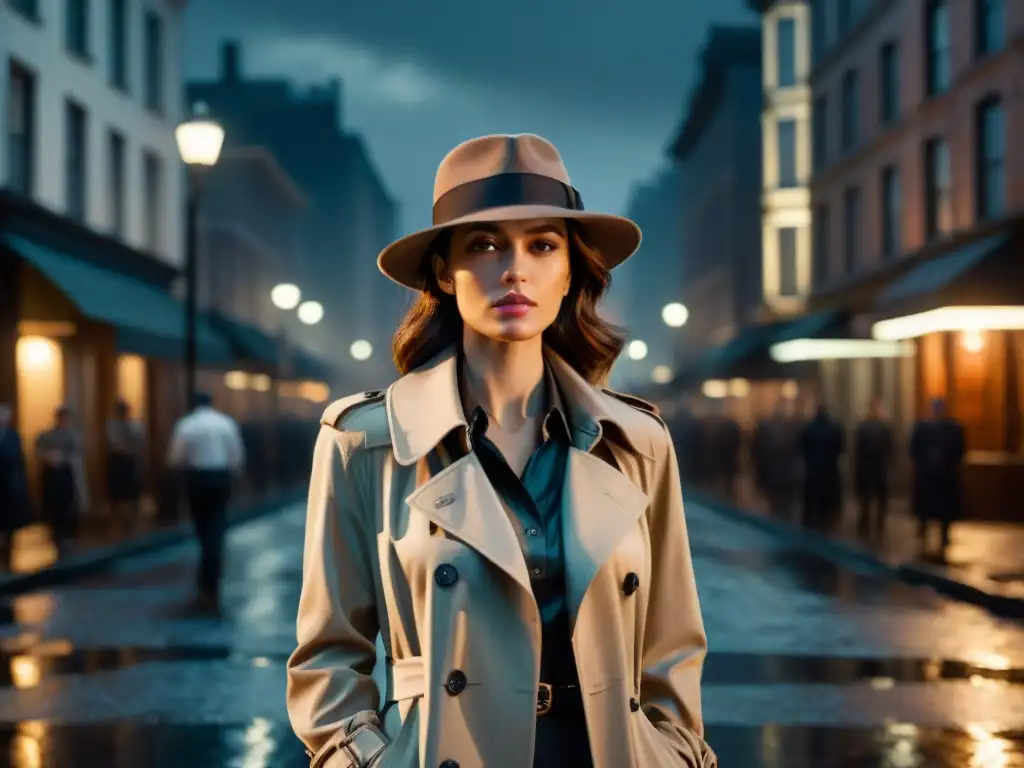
top-left (536, 682), bottom-right (553, 717)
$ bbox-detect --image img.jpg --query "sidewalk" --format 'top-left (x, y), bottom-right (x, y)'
top-left (0, 489), bottom-right (305, 597)
top-left (690, 477), bottom-right (1024, 619)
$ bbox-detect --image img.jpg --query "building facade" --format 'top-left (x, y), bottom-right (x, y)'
top-left (754, 0), bottom-right (814, 314)
top-left (186, 43), bottom-right (404, 392)
top-left (668, 26), bottom-right (764, 368)
top-left (1, 0), bottom-right (200, 512)
top-left (2, 0), bottom-right (185, 266)
top-left (806, 0), bottom-right (1024, 518)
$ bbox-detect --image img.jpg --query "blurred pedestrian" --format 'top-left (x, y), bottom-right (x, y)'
top-left (0, 403), bottom-right (32, 565)
top-left (909, 398), bottom-right (965, 558)
top-left (853, 398), bottom-right (893, 543)
top-left (36, 406), bottom-right (87, 556)
top-left (166, 392), bottom-right (245, 611)
top-left (754, 399), bottom-right (802, 519)
top-left (105, 399), bottom-right (145, 534)
top-left (799, 404), bottom-right (844, 532)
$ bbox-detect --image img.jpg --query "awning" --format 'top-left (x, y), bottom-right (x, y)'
top-left (208, 313), bottom-right (335, 381)
top-left (875, 232), bottom-right (1016, 313)
top-left (770, 310), bottom-right (847, 344)
top-left (7, 234), bottom-right (234, 363)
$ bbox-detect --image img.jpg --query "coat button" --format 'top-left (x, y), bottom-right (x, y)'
top-left (434, 564), bottom-right (459, 588)
top-left (630, 697), bottom-right (641, 712)
top-left (439, 762), bottom-right (460, 768)
top-left (623, 572), bottom-right (640, 596)
top-left (445, 669), bottom-right (467, 695)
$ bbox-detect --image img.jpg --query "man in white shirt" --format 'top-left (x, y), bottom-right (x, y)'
top-left (166, 392), bottom-right (245, 610)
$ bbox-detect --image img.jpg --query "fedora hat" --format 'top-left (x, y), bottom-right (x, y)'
top-left (377, 133), bottom-right (642, 290)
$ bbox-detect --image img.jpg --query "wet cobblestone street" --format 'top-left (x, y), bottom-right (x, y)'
top-left (0, 500), bottom-right (1021, 766)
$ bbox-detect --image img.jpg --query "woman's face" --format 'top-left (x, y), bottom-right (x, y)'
top-left (434, 218), bottom-right (571, 343)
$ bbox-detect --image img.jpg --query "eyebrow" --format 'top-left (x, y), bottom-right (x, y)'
top-left (462, 223), bottom-right (567, 237)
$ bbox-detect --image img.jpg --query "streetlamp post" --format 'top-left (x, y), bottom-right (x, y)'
top-left (175, 107), bottom-right (225, 410)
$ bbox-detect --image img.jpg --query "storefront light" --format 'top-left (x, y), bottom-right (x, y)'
top-left (223, 371), bottom-right (248, 390)
top-left (770, 338), bottom-right (915, 362)
top-left (960, 330), bottom-right (985, 353)
top-left (250, 374), bottom-right (272, 392)
top-left (871, 306), bottom-right (1024, 341)
top-left (702, 379), bottom-right (728, 399)
top-left (728, 378), bottom-right (750, 397)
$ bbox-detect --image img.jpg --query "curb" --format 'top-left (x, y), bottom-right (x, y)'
top-left (0, 489), bottom-right (305, 599)
top-left (687, 491), bottom-right (1024, 621)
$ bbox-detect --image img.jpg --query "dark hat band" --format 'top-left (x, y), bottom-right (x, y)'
top-left (432, 172), bottom-right (584, 226)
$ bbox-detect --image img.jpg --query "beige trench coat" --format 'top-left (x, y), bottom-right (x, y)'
top-left (287, 347), bottom-right (716, 768)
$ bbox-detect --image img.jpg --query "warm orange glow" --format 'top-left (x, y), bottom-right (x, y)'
top-left (960, 330), bottom-right (985, 353)
top-left (116, 354), bottom-right (147, 421)
top-left (15, 336), bottom-right (64, 487)
top-left (873, 306), bottom-right (1024, 341)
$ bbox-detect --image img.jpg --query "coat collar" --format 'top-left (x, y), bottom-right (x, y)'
top-left (385, 345), bottom-right (655, 466)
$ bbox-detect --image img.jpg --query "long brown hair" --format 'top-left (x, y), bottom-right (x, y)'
top-left (391, 221), bottom-right (626, 384)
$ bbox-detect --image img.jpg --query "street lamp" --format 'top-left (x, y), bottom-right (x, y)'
top-left (350, 340), bottom-right (373, 361)
top-left (297, 300), bottom-right (324, 326)
top-left (626, 340), bottom-right (648, 361)
top-left (271, 283), bottom-right (302, 311)
top-left (662, 302), bottom-right (689, 328)
top-left (175, 104), bottom-right (225, 409)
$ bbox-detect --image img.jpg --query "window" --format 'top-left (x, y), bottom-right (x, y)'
top-left (108, 130), bottom-right (126, 236)
top-left (976, 0), bottom-right (1005, 57)
top-left (879, 41), bottom-right (899, 125)
top-left (778, 227), bottom-right (799, 297)
top-left (843, 187), bottom-right (861, 273)
top-left (840, 69), bottom-right (858, 150)
top-left (777, 119), bottom-right (797, 188)
top-left (143, 151), bottom-right (162, 252)
top-left (810, 0), bottom-right (828, 66)
top-left (776, 17), bottom-right (797, 87)
top-left (10, 0), bottom-right (39, 20)
top-left (813, 205), bottom-right (830, 287)
top-left (65, 0), bottom-right (90, 58)
top-left (881, 165), bottom-right (901, 258)
top-left (6, 62), bottom-right (35, 197)
top-left (812, 94), bottom-right (828, 171)
top-left (144, 10), bottom-right (164, 112)
top-left (976, 96), bottom-right (1005, 220)
top-left (109, 0), bottom-right (128, 89)
top-left (924, 137), bottom-right (952, 239)
top-left (925, 0), bottom-right (950, 97)
top-left (65, 101), bottom-right (88, 221)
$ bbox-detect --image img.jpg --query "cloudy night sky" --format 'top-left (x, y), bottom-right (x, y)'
top-left (182, 0), bottom-right (756, 234)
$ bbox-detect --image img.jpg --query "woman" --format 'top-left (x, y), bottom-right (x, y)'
top-left (288, 134), bottom-right (715, 768)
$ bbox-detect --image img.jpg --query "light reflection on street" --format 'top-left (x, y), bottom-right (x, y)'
top-left (9, 720), bottom-right (46, 768)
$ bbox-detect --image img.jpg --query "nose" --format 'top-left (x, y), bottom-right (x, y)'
top-left (500, 238), bottom-right (530, 286)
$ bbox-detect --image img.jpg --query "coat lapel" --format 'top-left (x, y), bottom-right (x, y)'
top-left (405, 453), bottom-right (532, 594)
top-left (560, 446), bottom-right (649, 628)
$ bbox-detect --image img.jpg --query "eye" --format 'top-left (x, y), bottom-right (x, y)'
top-left (466, 237), bottom-right (499, 253)
top-left (531, 239), bottom-right (561, 253)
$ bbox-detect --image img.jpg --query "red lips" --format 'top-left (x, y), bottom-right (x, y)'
top-left (493, 291), bottom-right (537, 308)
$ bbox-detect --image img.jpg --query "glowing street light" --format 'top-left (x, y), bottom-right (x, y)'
top-left (651, 364), bottom-right (673, 384)
top-left (271, 283), bottom-right (301, 311)
top-left (350, 340), bottom-right (373, 361)
top-left (662, 303), bottom-right (689, 328)
top-left (175, 113), bottom-right (225, 168)
top-left (297, 300), bottom-right (324, 325)
top-left (627, 340), bottom-right (648, 361)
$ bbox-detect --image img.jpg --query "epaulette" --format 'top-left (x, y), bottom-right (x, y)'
top-left (601, 388), bottom-right (660, 417)
top-left (320, 389), bottom-right (391, 449)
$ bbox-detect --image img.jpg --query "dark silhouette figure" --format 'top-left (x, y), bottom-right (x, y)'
top-left (853, 398), bottom-right (894, 543)
top-left (909, 398), bottom-right (965, 557)
top-left (0, 403), bottom-right (32, 566)
top-left (35, 406), bottom-right (85, 556)
top-left (799, 405), bottom-right (844, 532)
top-left (105, 399), bottom-right (145, 533)
top-left (752, 400), bottom-right (802, 519)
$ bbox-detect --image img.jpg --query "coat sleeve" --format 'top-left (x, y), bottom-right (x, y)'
top-left (640, 421), bottom-right (717, 768)
top-left (286, 424), bottom-right (389, 768)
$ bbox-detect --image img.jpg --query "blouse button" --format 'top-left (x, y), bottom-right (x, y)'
top-left (439, 761), bottom-right (460, 768)
top-left (623, 572), bottom-right (640, 596)
top-left (434, 564), bottom-right (459, 588)
top-left (630, 697), bottom-right (641, 712)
